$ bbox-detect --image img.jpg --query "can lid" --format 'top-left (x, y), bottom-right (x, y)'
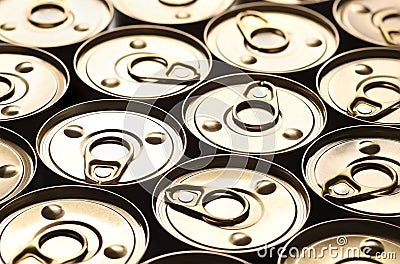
top-left (0, 127), bottom-right (36, 204)
top-left (279, 219), bottom-right (400, 263)
top-left (317, 47), bottom-right (400, 125)
top-left (75, 25), bottom-right (212, 100)
top-left (0, 185), bottom-right (149, 263)
top-left (0, 45), bottom-right (69, 121)
top-left (113, 0), bottom-right (235, 24)
top-left (0, 0), bottom-right (113, 48)
top-left (183, 73), bottom-right (326, 155)
top-left (333, 0), bottom-right (400, 47)
top-left (37, 99), bottom-right (186, 186)
top-left (264, 0), bottom-right (330, 4)
top-left (153, 155), bottom-right (310, 253)
top-left (205, 2), bottom-right (339, 73)
top-left (141, 251), bottom-right (249, 264)
top-left (303, 125), bottom-right (400, 218)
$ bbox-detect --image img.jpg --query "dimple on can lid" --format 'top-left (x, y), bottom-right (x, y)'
top-left (37, 99), bottom-right (186, 186)
top-left (278, 219), bottom-right (400, 263)
top-left (204, 2), bottom-right (339, 73)
top-left (0, 127), bottom-right (36, 204)
top-left (182, 73), bottom-right (327, 155)
top-left (263, 0), bottom-right (330, 5)
top-left (0, 44), bottom-right (69, 121)
top-left (0, 0), bottom-right (113, 48)
top-left (141, 251), bottom-right (249, 264)
top-left (153, 155), bottom-right (310, 253)
top-left (303, 125), bottom-right (400, 219)
top-left (317, 47), bottom-right (400, 125)
top-left (333, 0), bottom-right (400, 47)
top-left (74, 25), bottom-right (212, 100)
top-left (0, 185), bottom-right (149, 263)
top-left (112, 0), bottom-right (236, 25)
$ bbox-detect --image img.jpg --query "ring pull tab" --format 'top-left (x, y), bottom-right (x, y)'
top-left (127, 53), bottom-right (201, 85)
top-left (159, 0), bottom-right (196, 6)
top-left (0, 75), bottom-right (15, 102)
top-left (374, 9), bottom-right (400, 46)
top-left (27, 0), bottom-right (69, 28)
top-left (236, 10), bottom-right (290, 53)
top-left (10, 228), bottom-right (88, 264)
top-left (232, 81), bottom-right (280, 132)
top-left (322, 161), bottom-right (398, 204)
top-left (347, 80), bottom-right (400, 121)
top-left (84, 137), bottom-right (134, 185)
top-left (164, 184), bottom-right (250, 226)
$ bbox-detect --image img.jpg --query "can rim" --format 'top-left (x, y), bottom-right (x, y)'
top-left (152, 153), bottom-right (311, 253)
top-left (0, 184), bottom-right (150, 262)
top-left (0, 43), bottom-right (70, 122)
top-left (181, 72), bottom-right (328, 155)
top-left (141, 250), bottom-right (250, 263)
top-left (35, 99), bottom-right (187, 187)
top-left (277, 217), bottom-right (400, 263)
top-left (73, 24), bottom-right (213, 100)
top-left (0, 126), bottom-right (37, 205)
top-left (203, 2), bottom-right (340, 74)
top-left (264, 0), bottom-right (331, 4)
top-left (302, 124), bottom-right (400, 218)
top-left (316, 46), bottom-right (400, 126)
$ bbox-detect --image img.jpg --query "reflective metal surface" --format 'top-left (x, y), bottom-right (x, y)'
top-left (141, 251), bottom-right (249, 264)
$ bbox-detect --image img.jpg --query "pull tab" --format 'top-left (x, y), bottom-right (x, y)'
top-left (10, 228), bottom-right (88, 264)
top-left (236, 10), bottom-right (290, 53)
top-left (0, 75), bottom-right (15, 102)
top-left (127, 53), bottom-right (200, 85)
top-left (347, 80), bottom-right (400, 121)
top-left (159, 0), bottom-right (196, 6)
top-left (27, 0), bottom-right (69, 28)
top-left (164, 184), bottom-right (250, 226)
top-left (232, 81), bottom-right (280, 132)
top-left (374, 9), bottom-right (400, 45)
top-left (322, 161), bottom-right (398, 204)
top-left (84, 137), bottom-right (134, 185)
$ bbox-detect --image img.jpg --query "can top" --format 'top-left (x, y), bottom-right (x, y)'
top-left (303, 125), bottom-right (400, 218)
top-left (333, 0), bottom-right (400, 47)
top-left (205, 2), bottom-right (339, 73)
top-left (113, 0), bottom-right (235, 25)
top-left (0, 45), bottom-right (69, 121)
top-left (37, 99), bottom-right (186, 186)
top-left (141, 251), bottom-right (249, 264)
top-left (0, 127), bottom-right (36, 205)
top-left (264, 0), bottom-right (330, 4)
top-left (75, 25), bottom-right (212, 100)
top-left (183, 73), bottom-right (326, 155)
top-left (0, 185), bottom-right (149, 264)
top-left (317, 47), bottom-right (400, 125)
top-left (279, 219), bottom-right (400, 264)
top-left (0, 0), bottom-right (113, 48)
top-left (153, 155), bottom-right (310, 253)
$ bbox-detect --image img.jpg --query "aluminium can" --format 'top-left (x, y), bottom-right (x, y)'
top-left (263, 0), bottom-right (330, 4)
top-left (333, 0), bottom-right (400, 47)
top-left (0, 44), bottom-right (69, 121)
top-left (204, 2), bottom-right (339, 73)
top-left (74, 25), bottom-right (212, 102)
top-left (0, 185), bottom-right (149, 263)
top-left (0, 0), bottom-right (113, 48)
top-left (36, 99), bottom-right (186, 186)
top-left (0, 127), bottom-right (36, 204)
top-left (182, 73), bottom-right (327, 155)
top-left (152, 155), bottom-right (310, 254)
top-left (317, 47), bottom-right (400, 125)
top-left (303, 125), bottom-right (400, 220)
top-left (141, 251), bottom-right (249, 264)
top-left (112, 0), bottom-right (236, 25)
top-left (278, 219), bottom-right (400, 264)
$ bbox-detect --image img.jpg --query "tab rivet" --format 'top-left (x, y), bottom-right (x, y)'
top-left (178, 191), bottom-right (195, 203)
top-left (283, 128), bottom-right (303, 140)
top-left (101, 78), bottom-right (120, 88)
top-left (130, 39), bottom-right (147, 49)
top-left (333, 183), bottom-right (351, 195)
top-left (354, 64), bottom-right (373, 75)
top-left (229, 232), bottom-right (252, 246)
top-left (202, 120), bottom-right (222, 132)
top-left (356, 104), bottom-right (374, 114)
top-left (104, 245), bottom-right (128, 259)
top-left (358, 141), bottom-right (380, 155)
top-left (255, 180), bottom-right (276, 195)
top-left (240, 55), bottom-right (257, 65)
top-left (41, 204), bottom-right (65, 220)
